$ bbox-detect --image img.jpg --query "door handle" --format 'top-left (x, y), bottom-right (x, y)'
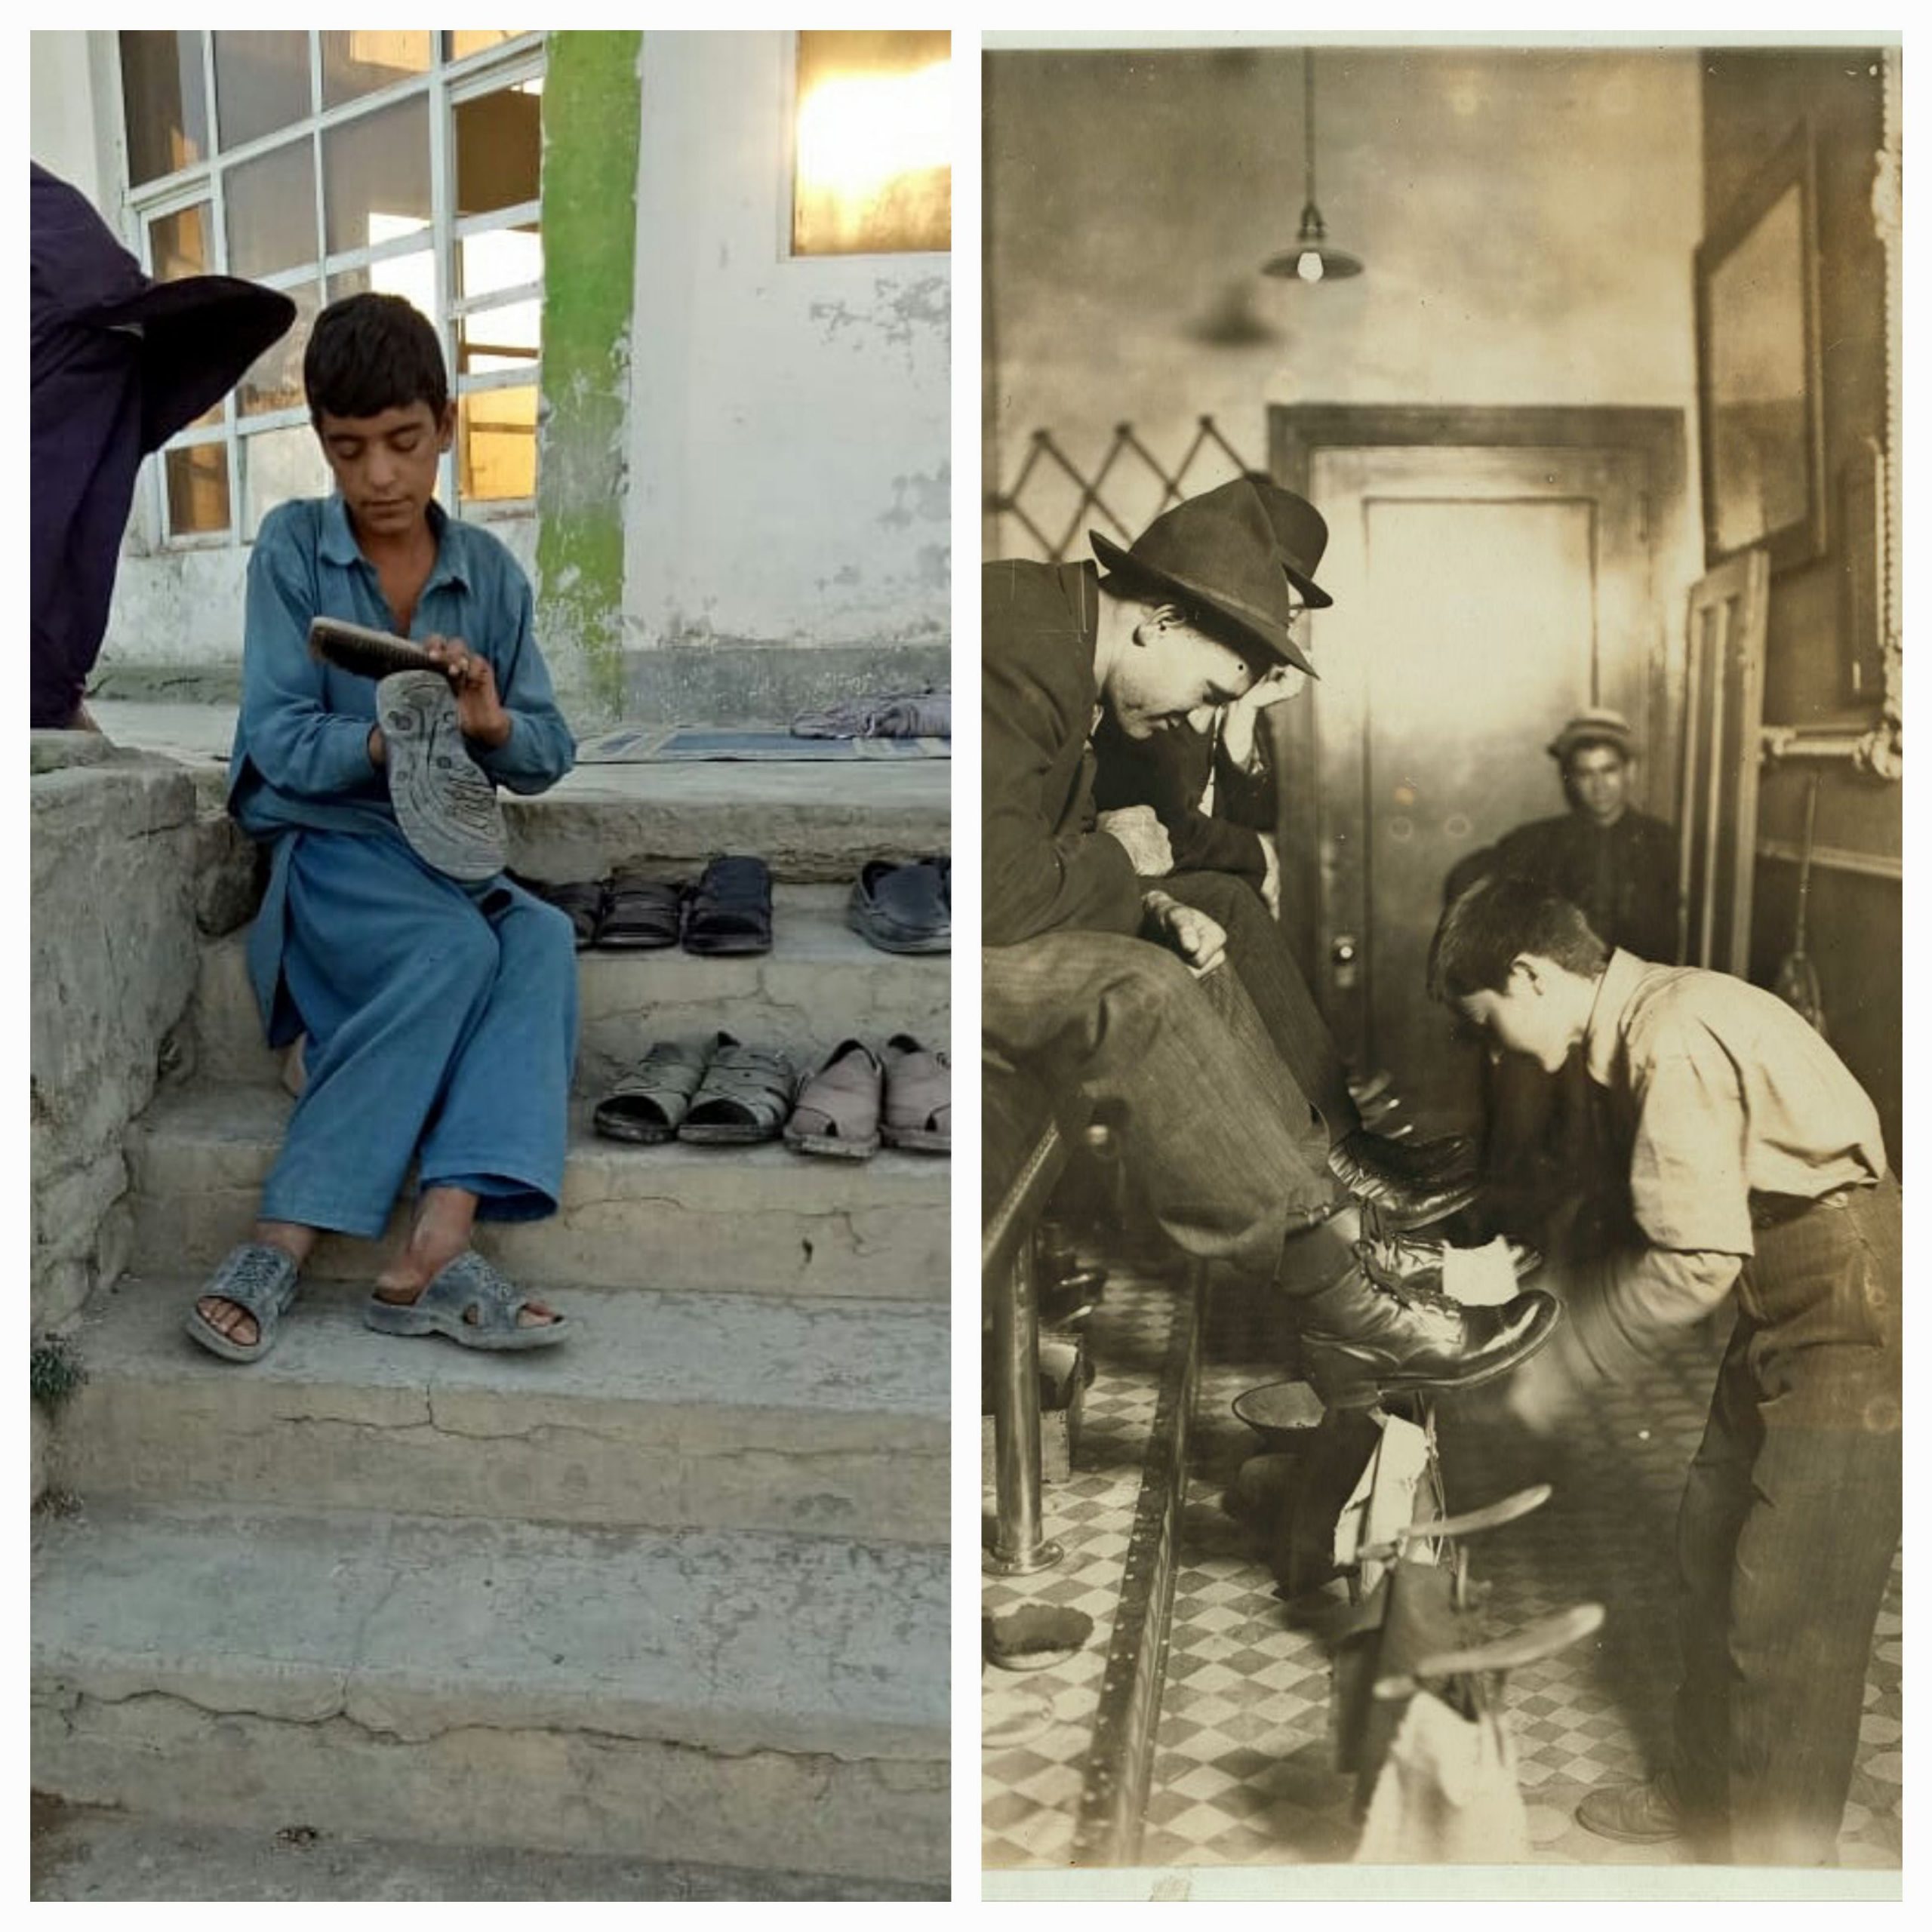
top-left (1331, 933), bottom-right (1359, 990)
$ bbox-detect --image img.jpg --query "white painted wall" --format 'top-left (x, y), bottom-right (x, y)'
top-left (624, 32), bottom-right (952, 651)
top-left (986, 46), bottom-right (1703, 553)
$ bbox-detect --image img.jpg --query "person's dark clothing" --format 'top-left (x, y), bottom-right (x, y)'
top-left (1091, 706), bottom-right (1275, 886)
top-left (982, 558), bottom-right (1143, 943)
top-left (1451, 808), bottom-right (1680, 962)
top-left (30, 163), bottom-right (294, 728)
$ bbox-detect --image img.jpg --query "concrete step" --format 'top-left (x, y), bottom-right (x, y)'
top-left (88, 702), bottom-right (951, 883)
top-left (128, 1084), bottom-right (949, 1300)
top-left (32, 1503), bottom-right (948, 1884)
top-left (189, 886), bottom-right (950, 1093)
top-left (59, 1275), bottom-right (946, 1544)
top-left (31, 1801), bottom-right (946, 1901)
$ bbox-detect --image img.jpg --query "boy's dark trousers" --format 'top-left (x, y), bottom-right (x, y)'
top-left (1672, 1176), bottom-right (1902, 1864)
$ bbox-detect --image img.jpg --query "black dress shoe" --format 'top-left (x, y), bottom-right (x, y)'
top-left (1327, 1135), bottom-right (1482, 1231)
top-left (1293, 1264), bottom-right (1559, 1408)
top-left (1331, 1128), bottom-right (1477, 1189)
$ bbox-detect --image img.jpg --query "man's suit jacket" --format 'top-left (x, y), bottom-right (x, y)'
top-left (983, 558), bottom-right (1143, 945)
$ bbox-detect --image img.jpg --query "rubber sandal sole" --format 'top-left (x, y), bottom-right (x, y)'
top-left (362, 1297), bottom-right (571, 1351)
top-left (784, 1125), bottom-right (880, 1159)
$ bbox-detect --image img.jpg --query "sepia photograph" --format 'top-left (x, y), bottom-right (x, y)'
top-left (980, 32), bottom-right (1901, 1892)
top-left (30, 28), bottom-right (951, 1902)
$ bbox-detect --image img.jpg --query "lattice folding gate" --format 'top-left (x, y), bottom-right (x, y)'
top-left (989, 416), bottom-right (1257, 562)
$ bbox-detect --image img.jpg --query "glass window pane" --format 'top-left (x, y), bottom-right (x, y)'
top-left (238, 281), bottom-right (320, 418)
top-left (792, 30), bottom-right (950, 257)
top-left (321, 30), bottom-right (432, 109)
top-left (149, 203), bottom-right (224, 429)
top-left (245, 423), bottom-right (331, 538)
top-left (226, 140), bottom-right (318, 278)
top-left (213, 31), bottom-right (312, 151)
top-left (120, 31), bottom-right (209, 185)
top-left (324, 96), bottom-right (431, 256)
top-left (148, 202), bottom-right (213, 282)
top-left (447, 31), bottom-right (525, 61)
top-left (454, 82), bottom-right (543, 219)
top-left (165, 443), bottom-right (230, 536)
top-left (458, 384), bottom-right (537, 502)
top-left (458, 298), bottom-right (541, 377)
top-left (457, 223), bottom-right (542, 301)
top-left (328, 248), bottom-right (437, 317)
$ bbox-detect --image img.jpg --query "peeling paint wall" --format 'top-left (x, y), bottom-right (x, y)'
top-left (534, 31), bottom-right (642, 718)
top-left (625, 33), bottom-right (952, 652)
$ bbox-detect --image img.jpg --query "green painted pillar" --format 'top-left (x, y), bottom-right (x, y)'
top-left (535, 30), bottom-right (641, 720)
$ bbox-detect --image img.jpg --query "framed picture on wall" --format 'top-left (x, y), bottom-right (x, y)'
top-left (1694, 120), bottom-right (1827, 575)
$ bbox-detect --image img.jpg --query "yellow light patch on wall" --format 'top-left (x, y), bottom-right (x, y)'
top-left (792, 30), bottom-right (950, 257)
top-left (459, 385), bottom-right (538, 502)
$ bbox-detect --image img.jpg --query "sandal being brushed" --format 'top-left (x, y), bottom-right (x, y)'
top-left (363, 1250), bottom-right (568, 1351)
top-left (184, 1241), bottom-right (303, 1364)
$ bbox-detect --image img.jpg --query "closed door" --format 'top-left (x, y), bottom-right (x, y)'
top-left (1302, 441), bottom-right (1657, 1128)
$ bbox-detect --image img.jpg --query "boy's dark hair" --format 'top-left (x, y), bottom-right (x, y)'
top-left (304, 294), bottom-right (448, 425)
top-left (1427, 875), bottom-right (1611, 1002)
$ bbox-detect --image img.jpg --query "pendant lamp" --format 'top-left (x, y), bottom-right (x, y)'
top-left (1262, 51), bottom-right (1362, 282)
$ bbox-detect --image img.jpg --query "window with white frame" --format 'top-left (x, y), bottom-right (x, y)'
top-left (117, 29), bottom-right (546, 546)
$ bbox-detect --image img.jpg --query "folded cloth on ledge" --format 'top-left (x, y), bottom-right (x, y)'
top-left (792, 686), bottom-right (951, 740)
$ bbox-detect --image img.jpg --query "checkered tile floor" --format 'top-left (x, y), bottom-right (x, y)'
top-left (1145, 1283), bottom-right (1903, 1869)
top-left (984, 1258), bottom-right (1903, 1872)
top-left (981, 1269), bottom-right (1185, 1869)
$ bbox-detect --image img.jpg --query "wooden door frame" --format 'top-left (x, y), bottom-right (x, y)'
top-left (1263, 404), bottom-right (1687, 992)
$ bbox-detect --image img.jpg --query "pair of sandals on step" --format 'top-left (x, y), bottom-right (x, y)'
top-left (594, 1032), bottom-right (950, 1158)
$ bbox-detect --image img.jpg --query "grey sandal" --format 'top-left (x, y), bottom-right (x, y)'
top-left (881, 1033), bottom-right (950, 1152)
top-left (678, 1032), bottom-right (795, 1145)
top-left (362, 1251), bottom-right (569, 1351)
top-left (593, 1039), bottom-right (708, 1144)
top-left (377, 669), bottom-right (507, 881)
top-left (784, 1038), bottom-right (883, 1160)
top-left (183, 1241), bottom-right (302, 1364)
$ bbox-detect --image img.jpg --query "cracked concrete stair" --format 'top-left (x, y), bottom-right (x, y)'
top-left (32, 1503), bottom-right (948, 1884)
top-left (61, 1275), bottom-right (944, 1542)
top-left (129, 1084), bottom-right (947, 1299)
top-left (189, 885), bottom-right (949, 1092)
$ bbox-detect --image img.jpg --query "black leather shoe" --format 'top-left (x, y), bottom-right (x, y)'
top-left (1327, 1136), bottom-right (1482, 1231)
top-left (1575, 1774), bottom-right (1686, 1844)
top-left (1331, 1128), bottom-right (1477, 1189)
top-left (1294, 1265), bottom-right (1559, 1407)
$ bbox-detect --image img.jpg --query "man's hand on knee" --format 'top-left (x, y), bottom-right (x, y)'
top-left (1142, 888), bottom-right (1227, 977)
top-left (1099, 804), bottom-right (1174, 878)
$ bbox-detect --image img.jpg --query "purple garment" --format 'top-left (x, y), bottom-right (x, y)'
top-left (30, 163), bottom-right (294, 727)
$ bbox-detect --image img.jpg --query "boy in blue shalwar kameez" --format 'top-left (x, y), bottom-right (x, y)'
top-left (188, 293), bottom-right (578, 1361)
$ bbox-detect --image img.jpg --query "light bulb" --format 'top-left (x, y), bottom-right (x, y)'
top-left (1297, 249), bottom-right (1324, 284)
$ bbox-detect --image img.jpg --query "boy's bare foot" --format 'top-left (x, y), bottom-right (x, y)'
top-left (373, 1187), bottom-right (559, 1327)
top-left (193, 1227), bottom-right (315, 1349)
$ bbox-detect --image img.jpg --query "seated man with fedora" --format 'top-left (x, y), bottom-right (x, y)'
top-left (983, 476), bottom-right (1557, 1405)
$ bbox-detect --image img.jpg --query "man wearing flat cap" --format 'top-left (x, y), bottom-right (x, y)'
top-left (1451, 707), bottom-right (1679, 964)
top-left (1444, 707), bottom-right (1680, 1234)
top-left (983, 477), bottom-right (1558, 1406)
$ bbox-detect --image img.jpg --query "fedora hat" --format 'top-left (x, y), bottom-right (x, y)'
top-left (1547, 708), bottom-right (1636, 764)
top-left (1090, 477), bottom-right (1328, 678)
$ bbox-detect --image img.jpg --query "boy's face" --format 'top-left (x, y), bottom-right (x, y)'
top-left (1106, 607), bottom-right (1267, 740)
top-left (315, 400), bottom-right (455, 542)
top-left (1458, 960), bottom-right (1574, 1073)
